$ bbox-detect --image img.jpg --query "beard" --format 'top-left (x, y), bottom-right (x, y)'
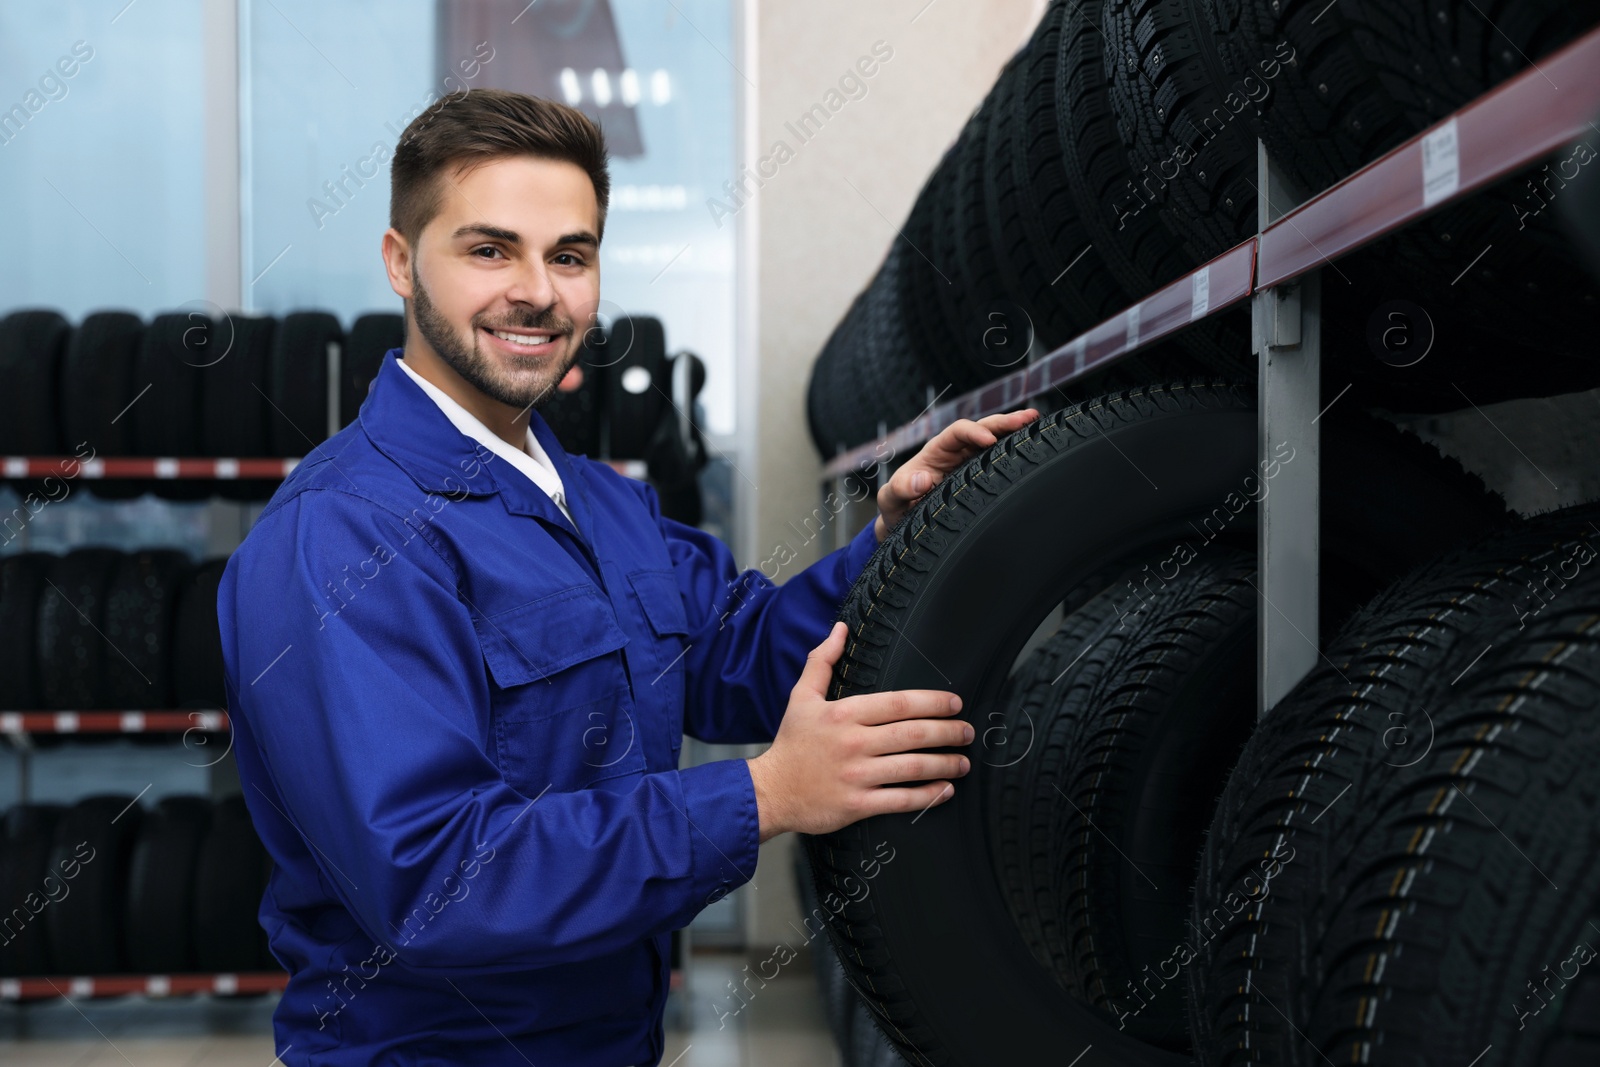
top-left (410, 264), bottom-right (580, 412)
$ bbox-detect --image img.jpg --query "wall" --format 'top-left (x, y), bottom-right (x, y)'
top-left (744, 0), bottom-right (1047, 954)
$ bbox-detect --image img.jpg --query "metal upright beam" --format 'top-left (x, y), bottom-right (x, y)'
top-left (1253, 141), bottom-right (1321, 718)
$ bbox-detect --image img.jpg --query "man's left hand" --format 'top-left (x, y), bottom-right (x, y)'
top-left (873, 408), bottom-right (1041, 542)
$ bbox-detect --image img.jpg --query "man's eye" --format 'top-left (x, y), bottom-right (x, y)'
top-left (554, 253), bottom-right (584, 266)
top-left (472, 246), bottom-right (503, 259)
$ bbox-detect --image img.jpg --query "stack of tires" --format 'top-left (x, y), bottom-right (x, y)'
top-left (796, 374), bottom-right (1600, 1063)
top-left (0, 549), bottom-right (228, 716)
top-left (805, 0), bottom-right (1600, 456)
top-left (0, 793), bottom-right (274, 978)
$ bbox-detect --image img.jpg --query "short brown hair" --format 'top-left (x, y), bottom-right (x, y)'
top-left (389, 88), bottom-right (611, 249)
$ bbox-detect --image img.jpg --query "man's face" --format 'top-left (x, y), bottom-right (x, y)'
top-left (390, 154), bottom-right (601, 412)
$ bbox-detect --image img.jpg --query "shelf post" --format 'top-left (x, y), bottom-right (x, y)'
top-left (1253, 140), bottom-right (1321, 718)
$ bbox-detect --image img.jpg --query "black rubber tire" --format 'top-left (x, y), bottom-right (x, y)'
top-left (984, 572), bottom-right (1141, 980)
top-left (795, 842), bottom-right (854, 1057)
top-left (0, 553), bottom-right (52, 709)
top-left (1048, 550), bottom-right (1257, 1050)
top-left (45, 794), bottom-right (144, 975)
top-left (988, 0), bottom-right (1125, 350)
top-left (59, 311), bottom-right (145, 457)
top-left (341, 312), bottom-right (403, 428)
top-left (0, 803), bottom-right (65, 977)
top-left (36, 548), bottom-right (123, 710)
top-left (201, 313), bottom-right (281, 501)
top-left (903, 145), bottom-right (989, 398)
top-left (199, 313), bottom-right (274, 458)
top-left (100, 549), bottom-right (191, 708)
top-left (123, 795), bottom-right (212, 973)
top-left (268, 311), bottom-right (341, 458)
top-left (131, 312), bottom-right (209, 458)
top-left (171, 557), bottom-right (229, 708)
top-left (1196, 0), bottom-right (1600, 409)
top-left (1103, 0), bottom-right (1259, 262)
top-left (193, 794), bottom-right (271, 972)
top-left (1299, 576), bottom-right (1600, 1066)
top-left (0, 309), bottom-right (71, 456)
top-left (803, 380), bottom-right (1504, 1065)
top-left (605, 316), bottom-right (670, 459)
top-left (1055, 0), bottom-right (1252, 375)
top-left (1187, 501), bottom-right (1600, 1064)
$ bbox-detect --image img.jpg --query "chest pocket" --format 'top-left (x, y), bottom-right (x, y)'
top-left (473, 584), bottom-right (646, 791)
top-left (626, 568), bottom-right (692, 766)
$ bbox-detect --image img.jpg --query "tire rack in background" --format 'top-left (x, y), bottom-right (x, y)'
top-left (822, 20), bottom-right (1600, 716)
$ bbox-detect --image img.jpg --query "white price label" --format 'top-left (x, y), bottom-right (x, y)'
top-left (1421, 118), bottom-right (1460, 208)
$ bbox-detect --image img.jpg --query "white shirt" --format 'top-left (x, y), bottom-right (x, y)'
top-left (397, 356), bottom-right (574, 525)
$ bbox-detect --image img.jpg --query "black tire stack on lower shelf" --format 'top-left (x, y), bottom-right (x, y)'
top-left (0, 548), bottom-right (228, 717)
top-left (0, 793), bottom-right (274, 979)
top-left (805, 0), bottom-right (1600, 458)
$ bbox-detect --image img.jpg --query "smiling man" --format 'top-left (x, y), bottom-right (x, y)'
top-left (217, 88), bottom-right (1035, 1065)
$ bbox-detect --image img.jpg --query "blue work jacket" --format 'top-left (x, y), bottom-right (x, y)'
top-left (217, 348), bottom-right (880, 1066)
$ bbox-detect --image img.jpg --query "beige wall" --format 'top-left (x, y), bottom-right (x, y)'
top-left (741, 0), bottom-right (1046, 951)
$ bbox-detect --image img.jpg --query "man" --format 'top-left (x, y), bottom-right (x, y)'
top-left (218, 87), bottom-right (1038, 1065)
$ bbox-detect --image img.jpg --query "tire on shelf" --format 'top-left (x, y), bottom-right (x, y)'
top-left (1047, 549), bottom-right (1256, 1049)
top-left (984, 571), bottom-right (1139, 980)
top-left (0, 803), bottom-right (65, 977)
top-left (268, 311), bottom-right (342, 459)
top-left (987, 0), bottom-right (1124, 351)
top-left (45, 794), bottom-right (144, 975)
top-left (36, 548), bottom-right (123, 711)
top-left (194, 794), bottom-right (271, 973)
top-left (1055, 0), bottom-right (1251, 376)
top-left (802, 380), bottom-right (1505, 1064)
top-left (172, 557), bottom-right (229, 709)
top-left (0, 553), bottom-right (52, 710)
top-left (0, 309), bottom-right (71, 456)
top-left (1187, 501), bottom-right (1600, 1064)
top-left (1102, 0), bottom-right (1259, 263)
top-left (100, 549), bottom-right (192, 708)
top-left (1196, 0), bottom-right (1600, 410)
top-left (123, 795), bottom-right (212, 973)
top-left (60, 311), bottom-right (145, 458)
top-left (200, 314), bottom-right (281, 499)
top-left (341, 312), bottom-right (404, 429)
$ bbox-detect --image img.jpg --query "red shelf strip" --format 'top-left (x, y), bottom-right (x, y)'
top-left (2, 457), bottom-right (300, 480)
top-left (0, 711), bottom-right (230, 734)
top-left (0, 972), bottom-right (288, 1002)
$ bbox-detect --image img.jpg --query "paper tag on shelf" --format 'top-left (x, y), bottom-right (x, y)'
top-left (154, 458), bottom-right (180, 479)
top-left (146, 975), bottom-right (171, 996)
top-left (213, 974), bottom-right (239, 994)
top-left (0, 979), bottom-right (19, 1000)
top-left (1125, 304), bottom-right (1142, 350)
top-left (1421, 118), bottom-right (1460, 208)
top-left (216, 458), bottom-right (240, 480)
top-left (121, 711), bottom-right (145, 733)
top-left (1, 713), bottom-right (21, 734)
top-left (1191, 266), bottom-right (1211, 321)
top-left (3, 458), bottom-right (25, 478)
top-left (70, 977), bottom-right (93, 997)
top-left (56, 712), bottom-right (79, 733)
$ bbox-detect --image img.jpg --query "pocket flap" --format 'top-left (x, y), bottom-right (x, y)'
top-left (628, 569), bottom-right (690, 637)
top-left (474, 584), bottom-right (628, 687)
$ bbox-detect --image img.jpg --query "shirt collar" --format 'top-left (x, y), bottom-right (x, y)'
top-left (360, 347), bottom-right (587, 521)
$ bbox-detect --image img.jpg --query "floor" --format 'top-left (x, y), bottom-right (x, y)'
top-left (0, 955), bottom-right (841, 1066)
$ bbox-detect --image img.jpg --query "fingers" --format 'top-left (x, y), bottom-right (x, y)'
top-left (860, 715), bottom-right (973, 755)
top-left (859, 780), bottom-right (955, 818)
top-left (794, 621), bottom-right (848, 699)
top-left (857, 751), bottom-right (971, 787)
top-left (846, 688), bottom-right (963, 726)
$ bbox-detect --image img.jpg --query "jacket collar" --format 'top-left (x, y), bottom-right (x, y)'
top-left (359, 348), bottom-right (596, 540)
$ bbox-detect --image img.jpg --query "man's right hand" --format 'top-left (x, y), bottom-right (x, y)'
top-left (746, 621), bottom-right (972, 843)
